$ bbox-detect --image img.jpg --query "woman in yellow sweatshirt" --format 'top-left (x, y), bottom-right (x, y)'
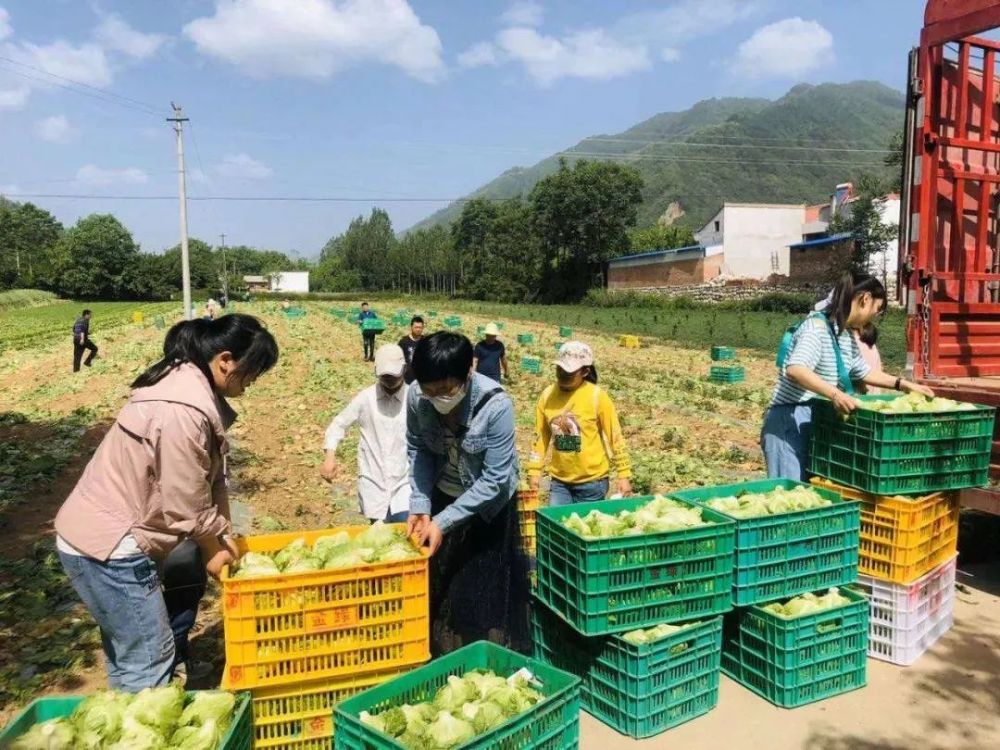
top-left (528, 341), bottom-right (632, 505)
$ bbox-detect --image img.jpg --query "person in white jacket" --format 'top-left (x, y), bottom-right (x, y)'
top-left (321, 344), bottom-right (411, 522)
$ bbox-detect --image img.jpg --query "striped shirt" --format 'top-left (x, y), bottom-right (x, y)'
top-left (771, 316), bottom-right (870, 405)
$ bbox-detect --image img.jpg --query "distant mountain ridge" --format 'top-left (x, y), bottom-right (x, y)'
top-left (408, 80), bottom-right (904, 233)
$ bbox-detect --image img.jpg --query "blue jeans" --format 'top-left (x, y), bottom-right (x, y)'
top-left (59, 551), bottom-right (176, 692)
top-left (382, 509), bottom-right (409, 523)
top-left (761, 403), bottom-right (813, 482)
top-left (548, 477), bottom-right (610, 506)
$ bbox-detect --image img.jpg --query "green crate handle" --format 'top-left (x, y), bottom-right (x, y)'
top-left (816, 619), bottom-right (842, 634)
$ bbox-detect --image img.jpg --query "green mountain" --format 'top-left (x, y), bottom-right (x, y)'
top-left (409, 81), bottom-right (904, 233)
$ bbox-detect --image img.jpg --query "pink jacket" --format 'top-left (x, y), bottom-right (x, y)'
top-left (55, 363), bottom-right (235, 561)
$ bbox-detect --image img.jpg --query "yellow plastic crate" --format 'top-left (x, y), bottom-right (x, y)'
top-left (221, 526), bottom-right (430, 691)
top-left (811, 478), bottom-right (959, 584)
top-left (518, 489), bottom-right (541, 556)
top-left (619, 334), bottom-right (641, 349)
top-left (251, 668), bottom-right (415, 750)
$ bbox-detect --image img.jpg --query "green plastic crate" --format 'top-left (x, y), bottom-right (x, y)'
top-left (720, 589), bottom-right (868, 707)
top-left (810, 397), bottom-right (995, 494)
top-left (427, 310), bottom-right (438, 317)
top-left (672, 480), bottom-right (860, 606)
top-left (0, 692), bottom-right (252, 749)
top-left (330, 308), bottom-right (347, 318)
top-left (522, 356), bottom-right (543, 375)
top-left (708, 365), bottom-right (744, 383)
top-left (711, 346), bottom-right (736, 361)
top-left (361, 318), bottom-right (386, 332)
top-left (554, 341), bottom-right (566, 352)
top-left (443, 316), bottom-right (462, 328)
top-left (518, 333), bottom-right (535, 345)
top-left (534, 496), bottom-right (735, 636)
top-left (334, 641), bottom-right (580, 750)
top-left (283, 308), bottom-right (307, 319)
top-left (532, 605), bottom-right (721, 738)
top-left (559, 327), bottom-right (573, 338)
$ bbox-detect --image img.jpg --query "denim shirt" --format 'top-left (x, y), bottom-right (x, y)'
top-left (407, 373), bottom-right (519, 532)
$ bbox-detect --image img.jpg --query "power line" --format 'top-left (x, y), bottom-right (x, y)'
top-left (0, 55), bottom-right (165, 116)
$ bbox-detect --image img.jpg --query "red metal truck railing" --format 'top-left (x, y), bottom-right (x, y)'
top-left (900, 2), bottom-right (1000, 380)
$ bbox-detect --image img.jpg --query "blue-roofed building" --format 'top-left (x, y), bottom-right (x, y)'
top-left (606, 244), bottom-right (720, 289)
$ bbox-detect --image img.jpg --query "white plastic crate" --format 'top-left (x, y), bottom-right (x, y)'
top-left (854, 555), bottom-right (956, 666)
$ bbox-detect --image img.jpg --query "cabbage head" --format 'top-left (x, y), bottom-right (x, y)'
top-left (11, 719), bottom-right (76, 750)
top-left (71, 689), bottom-right (131, 742)
top-left (232, 551), bottom-right (279, 578)
top-left (355, 521), bottom-right (399, 550)
top-left (124, 683), bottom-right (184, 735)
top-left (107, 715), bottom-right (168, 750)
top-left (425, 711), bottom-right (475, 748)
top-left (433, 675), bottom-right (478, 713)
top-left (178, 690), bottom-right (236, 729)
top-left (273, 538), bottom-right (308, 568)
top-left (171, 718), bottom-right (223, 750)
top-left (461, 700), bottom-right (507, 733)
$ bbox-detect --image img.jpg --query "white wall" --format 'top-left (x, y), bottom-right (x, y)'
top-left (271, 271), bottom-right (310, 293)
top-left (721, 205), bottom-right (804, 278)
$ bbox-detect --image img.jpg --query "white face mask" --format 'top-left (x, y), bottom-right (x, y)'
top-left (427, 384), bottom-right (467, 414)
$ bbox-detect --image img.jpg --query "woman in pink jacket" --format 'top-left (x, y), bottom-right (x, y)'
top-left (55, 314), bottom-right (278, 690)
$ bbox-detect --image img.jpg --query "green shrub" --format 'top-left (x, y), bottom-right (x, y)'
top-left (0, 289), bottom-right (59, 312)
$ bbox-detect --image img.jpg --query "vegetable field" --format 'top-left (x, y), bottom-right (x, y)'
top-left (0, 298), bottom-right (997, 749)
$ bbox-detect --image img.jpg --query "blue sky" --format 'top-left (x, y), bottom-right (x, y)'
top-left (0, 1), bottom-right (926, 258)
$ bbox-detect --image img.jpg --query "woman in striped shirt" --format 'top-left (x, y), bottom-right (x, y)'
top-left (762, 273), bottom-right (933, 481)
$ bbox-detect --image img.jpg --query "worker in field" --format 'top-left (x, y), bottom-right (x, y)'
top-left (528, 341), bottom-right (632, 504)
top-left (54, 314), bottom-right (279, 689)
top-left (764, 272), bottom-right (934, 480)
top-left (72, 308), bottom-right (98, 372)
top-left (321, 344), bottom-right (411, 523)
top-left (406, 331), bottom-right (529, 655)
top-left (359, 301), bottom-right (378, 362)
top-left (473, 322), bottom-right (509, 384)
top-left (816, 291), bottom-right (884, 393)
top-left (398, 315), bottom-right (425, 384)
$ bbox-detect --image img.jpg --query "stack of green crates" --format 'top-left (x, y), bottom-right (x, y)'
top-left (559, 326), bottom-right (573, 338)
top-left (720, 588), bottom-right (868, 707)
top-left (809, 395), bottom-right (995, 495)
top-left (521, 356), bottom-right (542, 374)
top-left (531, 496), bottom-right (734, 737)
top-left (671, 479), bottom-right (864, 708)
top-left (709, 364), bottom-right (744, 384)
top-left (442, 315), bottom-right (462, 328)
top-left (711, 345), bottom-right (736, 361)
top-left (517, 333), bottom-right (535, 345)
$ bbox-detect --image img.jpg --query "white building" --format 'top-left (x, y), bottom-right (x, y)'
top-left (694, 203), bottom-right (806, 279)
top-left (270, 271), bottom-right (310, 293)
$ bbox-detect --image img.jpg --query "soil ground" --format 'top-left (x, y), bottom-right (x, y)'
top-left (0, 299), bottom-right (997, 749)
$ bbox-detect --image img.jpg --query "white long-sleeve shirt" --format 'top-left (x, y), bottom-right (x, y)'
top-left (324, 383), bottom-right (411, 520)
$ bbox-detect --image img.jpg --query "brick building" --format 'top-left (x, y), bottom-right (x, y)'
top-left (607, 245), bottom-right (722, 289)
top-left (787, 233), bottom-right (855, 284)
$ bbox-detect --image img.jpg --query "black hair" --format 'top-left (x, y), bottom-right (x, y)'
top-left (132, 313), bottom-right (279, 390)
top-left (859, 323), bottom-right (879, 348)
top-left (411, 315), bottom-right (424, 325)
top-left (361, 301), bottom-right (370, 307)
top-left (584, 365), bottom-right (598, 384)
top-left (412, 331), bottom-right (473, 384)
top-left (824, 272), bottom-right (887, 334)
top-left (82, 309), bottom-right (92, 316)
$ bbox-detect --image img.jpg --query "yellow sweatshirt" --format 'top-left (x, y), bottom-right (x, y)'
top-left (528, 381), bottom-right (631, 484)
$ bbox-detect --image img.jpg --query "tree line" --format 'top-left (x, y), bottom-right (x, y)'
top-left (1, 159), bottom-right (698, 303)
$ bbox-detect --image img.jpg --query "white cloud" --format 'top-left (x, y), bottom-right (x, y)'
top-left (457, 41), bottom-right (499, 69)
top-left (35, 114), bottom-right (78, 143)
top-left (2, 40), bottom-right (112, 87)
top-left (214, 153), bottom-right (272, 180)
top-left (500, 1), bottom-right (543, 27)
top-left (612, 0), bottom-right (764, 46)
top-left (661, 47), bottom-right (680, 63)
top-left (0, 85), bottom-right (29, 110)
top-left (184, 0), bottom-right (444, 83)
top-left (94, 13), bottom-right (168, 60)
top-left (734, 17), bottom-right (833, 79)
top-left (497, 27), bottom-right (649, 86)
top-left (0, 7), bottom-right (12, 41)
top-left (75, 164), bottom-right (149, 187)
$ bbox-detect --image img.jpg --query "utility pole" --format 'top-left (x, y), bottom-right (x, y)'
top-left (219, 232), bottom-right (228, 299)
top-left (168, 102), bottom-right (192, 320)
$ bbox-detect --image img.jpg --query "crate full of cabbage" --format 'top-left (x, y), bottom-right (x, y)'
top-left (532, 606), bottom-right (721, 739)
top-left (0, 686), bottom-right (250, 750)
top-left (534, 496), bottom-right (735, 636)
top-left (721, 587), bottom-right (868, 708)
top-left (673, 480), bottom-right (860, 606)
top-left (220, 523), bottom-right (430, 691)
top-left (334, 641), bottom-right (580, 750)
top-left (810, 393), bottom-right (995, 495)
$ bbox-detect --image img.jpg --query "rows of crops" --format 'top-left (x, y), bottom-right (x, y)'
top-left (0, 301), bottom-right (179, 353)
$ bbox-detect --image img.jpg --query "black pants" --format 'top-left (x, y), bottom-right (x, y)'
top-left (73, 339), bottom-right (98, 371)
top-left (362, 331), bottom-right (377, 360)
top-left (161, 540), bottom-right (206, 666)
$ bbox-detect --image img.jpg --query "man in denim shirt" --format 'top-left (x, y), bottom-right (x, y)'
top-left (406, 332), bottom-right (529, 655)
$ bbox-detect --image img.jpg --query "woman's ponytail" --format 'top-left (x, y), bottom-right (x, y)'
top-left (132, 314), bottom-right (278, 390)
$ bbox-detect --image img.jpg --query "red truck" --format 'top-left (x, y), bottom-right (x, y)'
top-left (899, 0), bottom-right (1000, 513)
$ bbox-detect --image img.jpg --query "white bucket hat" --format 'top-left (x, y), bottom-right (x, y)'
top-left (556, 341), bottom-right (594, 373)
top-left (484, 322), bottom-right (501, 336)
